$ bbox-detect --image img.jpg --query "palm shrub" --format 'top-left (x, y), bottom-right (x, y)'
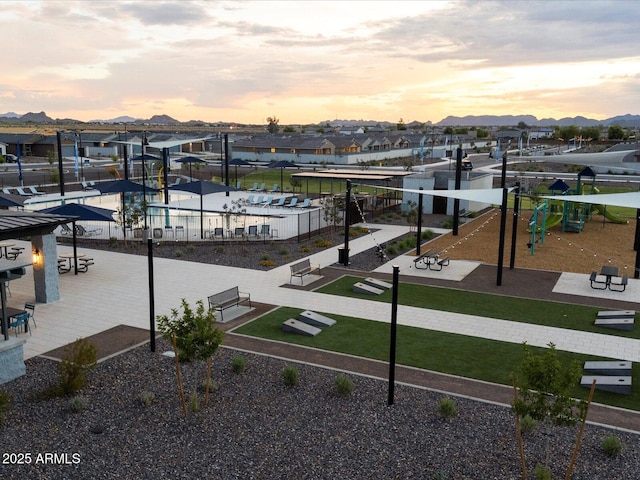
top-left (438, 397), bottom-right (457, 419)
top-left (231, 355), bottom-right (246, 374)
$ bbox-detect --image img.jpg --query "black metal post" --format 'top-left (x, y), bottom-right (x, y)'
top-left (123, 137), bottom-right (129, 180)
top-left (141, 134), bottom-right (148, 231)
top-left (635, 208), bottom-right (640, 279)
top-left (162, 148), bottom-right (169, 205)
top-left (509, 182), bottom-right (520, 270)
top-left (388, 265), bottom-right (399, 406)
top-left (56, 131), bottom-right (65, 197)
top-left (224, 134), bottom-right (230, 196)
top-left (148, 238), bottom-right (156, 352)
top-left (497, 187), bottom-right (508, 286)
top-left (72, 220), bottom-right (78, 275)
top-left (453, 146), bottom-right (462, 236)
top-left (343, 180), bottom-right (351, 266)
top-left (416, 187), bottom-right (423, 255)
top-left (78, 131), bottom-right (84, 181)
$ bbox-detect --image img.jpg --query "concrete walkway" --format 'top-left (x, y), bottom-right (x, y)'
top-left (5, 222), bottom-right (637, 368)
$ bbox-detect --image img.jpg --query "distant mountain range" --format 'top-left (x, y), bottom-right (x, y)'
top-left (1, 111), bottom-right (639, 127)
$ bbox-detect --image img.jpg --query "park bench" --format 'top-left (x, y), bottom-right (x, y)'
top-left (289, 259), bottom-right (321, 285)
top-left (207, 286), bottom-right (251, 322)
top-left (429, 256), bottom-right (450, 271)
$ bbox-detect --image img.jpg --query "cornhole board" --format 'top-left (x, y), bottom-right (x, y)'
top-left (362, 277), bottom-right (392, 290)
top-left (299, 310), bottom-right (336, 328)
top-left (594, 317), bottom-right (634, 331)
top-left (282, 319), bottom-right (321, 337)
top-left (596, 310), bottom-right (635, 319)
top-left (583, 361), bottom-right (632, 376)
top-left (353, 282), bottom-right (384, 295)
top-left (580, 375), bottom-right (632, 395)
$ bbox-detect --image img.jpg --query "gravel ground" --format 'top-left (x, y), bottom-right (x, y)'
top-left (2, 343), bottom-right (639, 480)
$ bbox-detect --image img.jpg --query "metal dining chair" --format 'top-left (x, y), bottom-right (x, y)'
top-left (25, 302), bottom-right (36, 329)
top-left (9, 312), bottom-right (30, 337)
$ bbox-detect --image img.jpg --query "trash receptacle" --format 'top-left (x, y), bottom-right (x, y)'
top-left (338, 247), bottom-right (349, 265)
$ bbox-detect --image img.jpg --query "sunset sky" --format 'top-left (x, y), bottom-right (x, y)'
top-left (2, 0), bottom-right (639, 124)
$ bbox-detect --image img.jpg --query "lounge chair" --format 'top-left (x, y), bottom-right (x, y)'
top-left (248, 182), bottom-right (259, 191)
top-left (261, 196), bottom-right (273, 206)
top-left (60, 224), bottom-right (73, 236)
top-left (271, 197), bottom-right (286, 207)
top-left (284, 197), bottom-right (298, 208)
top-left (2, 188), bottom-right (12, 195)
top-left (269, 184), bottom-right (279, 193)
top-left (75, 225), bottom-right (103, 237)
top-left (15, 187), bottom-right (29, 196)
top-left (28, 186), bottom-right (44, 195)
top-left (295, 198), bottom-right (312, 208)
top-left (250, 196), bottom-right (263, 205)
top-left (258, 183), bottom-right (266, 191)
top-left (81, 181), bottom-right (94, 190)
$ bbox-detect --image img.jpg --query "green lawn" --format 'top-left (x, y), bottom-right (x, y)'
top-left (233, 306), bottom-right (639, 411)
top-left (316, 276), bottom-right (640, 339)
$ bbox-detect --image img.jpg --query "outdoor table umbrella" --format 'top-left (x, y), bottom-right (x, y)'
top-left (174, 156), bottom-right (207, 180)
top-left (268, 160), bottom-right (298, 193)
top-left (40, 203), bottom-right (116, 274)
top-left (168, 180), bottom-right (237, 239)
top-left (96, 180), bottom-right (159, 239)
top-left (229, 158), bottom-right (251, 185)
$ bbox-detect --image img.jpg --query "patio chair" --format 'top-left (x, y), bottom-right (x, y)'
top-left (251, 196), bottom-right (263, 205)
top-left (60, 223), bottom-right (73, 236)
top-left (153, 228), bottom-right (163, 239)
top-left (81, 181), bottom-right (94, 190)
top-left (15, 187), bottom-right (29, 196)
top-left (236, 181), bottom-right (242, 190)
top-left (258, 183), bottom-right (266, 191)
top-left (28, 186), bottom-right (44, 195)
top-left (261, 196), bottom-right (273, 206)
top-left (175, 226), bottom-right (184, 239)
top-left (213, 227), bottom-right (225, 239)
top-left (284, 197), bottom-right (298, 208)
top-left (248, 182), bottom-right (259, 191)
top-left (9, 312), bottom-right (30, 337)
top-left (75, 225), bottom-right (103, 237)
top-left (234, 227), bottom-right (246, 239)
top-left (24, 302), bottom-right (37, 329)
top-left (260, 224), bottom-right (271, 237)
top-left (248, 225), bottom-right (259, 239)
top-left (271, 197), bottom-right (286, 207)
top-left (164, 226), bottom-right (174, 239)
top-left (1, 188), bottom-right (11, 195)
top-left (269, 184), bottom-right (279, 193)
top-left (295, 198), bottom-right (312, 208)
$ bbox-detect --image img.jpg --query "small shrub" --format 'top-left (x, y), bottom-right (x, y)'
top-left (139, 391), bottom-right (155, 407)
top-left (0, 391), bottom-right (10, 423)
top-left (441, 218), bottom-right (454, 229)
top-left (260, 259), bottom-right (276, 267)
top-left (438, 397), bottom-right (457, 419)
top-left (189, 391), bottom-right (200, 412)
top-left (300, 246), bottom-right (312, 253)
top-left (386, 245), bottom-right (397, 256)
top-left (313, 238), bottom-right (332, 248)
top-left (57, 339), bottom-right (97, 395)
top-left (278, 247), bottom-right (289, 256)
top-left (68, 395), bottom-right (89, 413)
top-left (534, 464), bottom-right (551, 480)
top-left (519, 414), bottom-right (538, 434)
top-left (109, 237), bottom-right (118, 247)
top-left (334, 375), bottom-right (354, 397)
top-left (602, 435), bottom-right (623, 457)
top-left (215, 246), bottom-right (224, 254)
top-left (174, 249), bottom-right (183, 257)
top-left (231, 355), bottom-right (247, 374)
top-left (282, 365), bottom-right (299, 387)
top-left (421, 229), bottom-right (434, 240)
top-left (261, 253), bottom-right (271, 261)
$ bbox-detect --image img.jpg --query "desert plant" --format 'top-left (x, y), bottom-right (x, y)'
top-left (601, 435), bottom-right (623, 457)
top-left (386, 244), bottom-right (398, 256)
top-left (260, 259), bottom-right (276, 267)
top-left (139, 391), bottom-right (155, 407)
top-left (534, 463), bottom-right (551, 480)
top-left (174, 249), bottom-right (183, 257)
top-left (68, 395), bottom-right (89, 413)
top-left (438, 397), bottom-right (457, 419)
top-left (300, 246), bottom-right (312, 253)
top-left (231, 355), bottom-right (247, 374)
top-left (334, 375), bottom-right (354, 397)
top-left (278, 247), bottom-right (289, 256)
top-left (519, 414), bottom-right (538, 434)
top-left (57, 338), bottom-right (97, 395)
top-left (282, 365), bottom-right (299, 387)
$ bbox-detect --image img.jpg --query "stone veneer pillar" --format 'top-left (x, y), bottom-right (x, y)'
top-left (31, 233), bottom-right (60, 303)
top-left (0, 338), bottom-right (26, 384)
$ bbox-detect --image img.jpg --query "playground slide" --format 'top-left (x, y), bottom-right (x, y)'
top-left (543, 213), bottom-right (563, 229)
top-left (592, 204), bottom-right (629, 224)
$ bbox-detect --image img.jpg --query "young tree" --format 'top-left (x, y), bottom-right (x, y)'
top-left (512, 343), bottom-right (588, 478)
top-left (607, 125), bottom-right (625, 140)
top-left (158, 299), bottom-right (225, 412)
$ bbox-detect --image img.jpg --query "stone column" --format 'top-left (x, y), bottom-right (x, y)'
top-left (32, 233), bottom-right (60, 303)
